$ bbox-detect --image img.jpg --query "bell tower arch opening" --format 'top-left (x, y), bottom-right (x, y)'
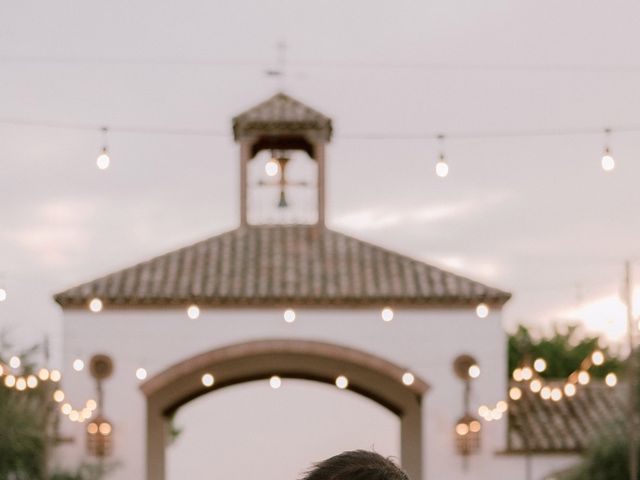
top-left (233, 93), bottom-right (332, 227)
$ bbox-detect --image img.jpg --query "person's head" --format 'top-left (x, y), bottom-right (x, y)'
top-left (301, 450), bottom-right (409, 480)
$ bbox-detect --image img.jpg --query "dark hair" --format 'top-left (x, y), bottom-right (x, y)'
top-left (301, 450), bottom-right (409, 480)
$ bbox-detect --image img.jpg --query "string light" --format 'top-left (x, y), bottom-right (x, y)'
top-left (521, 366), bottom-right (533, 381)
top-left (591, 350), bottom-right (604, 366)
top-left (509, 387), bottom-right (522, 400)
top-left (4, 375), bottom-right (16, 388)
top-left (550, 387), bottom-right (563, 402)
top-left (540, 386), bottom-right (551, 400)
top-left (435, 135), bottom-right (448, 178)
top-left (72, 358), bottom-right (85, 372)
top-left (533, 358), bottom-right (547, 372)
top-left (335, 375), bottom-right (349, 389)
top-left (564, 383), bottom-right (576, 397)
top-left (50, 369), bottom-right (62, 382)
top-left (53, 390), bottom-right (65, 402)
top-left (402, 372), bottom-right (415, 386)
top-left (269, 375), bottom-right (282, 389)
top-left (601, 128), bottom-right (615, 172)
top-left (187, 304), bottom-right (200, 319)
top-left (16, 377), bottom-right (27, 391)
top-left (38, 368), bottom-right (50, 381)
top-left (475, 303), bottom-right (489, 318)
top-left (26, 375), bottom-right (38, 389)
top-left (9, 356), bottom-right (20, 369)
top-left (577, 371), bottom-right (591, 385)
top-left (283, 308), bottom-right (296, 323)
top-left (529, 379), bottom-right (542, 393)
top-left (0, 288), bottom-right (6, 302)
top-left (96, 127), bottom-right (110, 170)
top-left (88, 298), bottom-right (103, 313)
top-left (136, 367), bottom-right (148, 380)
top-left (605, 372), bottom-right (618, 387)
top-left (201, 373), bottom-right (214, 387)
top-left (381, 307), bottom-right (394, 322)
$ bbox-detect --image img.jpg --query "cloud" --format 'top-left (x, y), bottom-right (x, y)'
top-left (331, 192), bottom-right (512, 232)
top-left (3, 199), bottom-right (95, 268)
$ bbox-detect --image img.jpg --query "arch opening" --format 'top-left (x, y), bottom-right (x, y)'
top-left (141, 339), bottom-right (428, 480)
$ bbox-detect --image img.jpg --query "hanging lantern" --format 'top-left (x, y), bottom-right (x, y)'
top-left (86, 415), bottom-right (114, 457)
top-left (455, 414), bottom-right (482, 455)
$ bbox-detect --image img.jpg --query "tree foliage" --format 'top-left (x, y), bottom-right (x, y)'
top-left (508, 324), bottom-right (623, 379)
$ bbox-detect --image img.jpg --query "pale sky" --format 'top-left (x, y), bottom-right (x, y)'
top-left (2, 1), bottom-right (640, 477)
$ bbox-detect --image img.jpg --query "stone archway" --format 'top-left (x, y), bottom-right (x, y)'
top-left (141, 339), bottom-right (428, 480)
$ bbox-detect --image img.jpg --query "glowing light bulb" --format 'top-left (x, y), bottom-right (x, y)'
top-left (73, 358), bottom-right (84, 372)
top-left (0, 288), bottom-right (6, 302)
top-left (265, 159), bottom-right (279, 177)
top-left (86, 399), bottom-right (97, 410)
top-left (69, 410), bottom-right (80, 422)
top-left (335, 375), bottom-right (349, 389)
top-left (38, 368), bottom-right (50, 381)
top-left (509, 387), bottom-right (522, 400)
top-left (96, 148), bottom-right (110, 170)
top-left (577, 371), bottom-right (590, 385)
top-left (491, 409), bottom-right (503, 420)
top-left (456, 423), bottom-right (469, 436)
top-left (540, 386), bottom-right (551, 400)
top-left (601, 149), bottom-right (615, 172)
top-left (468, 364), bottom-right (481, 379)
top-left (496, 400), bottom-right (508, 413)
top-left (512, 368), bottom-right (523, 382)
top-left (435, 155), bottom-right (449, 178)
top-left (61, 403), bottom-right (72, 415)
top-left (89, 298), bottom-right (103, 313)
top-left (478, 405), bottom-right (490, 417)
top-left (591, 350), bottom-right (604, 366)
top-left (187, 304), bottom-right (200, 319)
top-left (534, 358), bottom-right (547, 372)
top-left (564, 383), bottom-right (576, 397)
top-left (269, 375), bottom-right (282, 389)
top-left (283, 309), bottom-right (296, 323)
top-left (9, 356), bottom-right (20, 369)
top-left (550, 388), bottom-right (563, 402)
top-left (99, 422), bottom-right (112, 435)
top-left (50, 369), bottom-right (61, 382)
top-left (4, 375), bottom-right (16, 388)
top-left (381, 307), bottom-right (394, 322)
top-left (529, 379), bottom-right (542, 393)
top-left (605, 372), bottom-right (618, 387)
top-left (521, 366), bottom-right (533, 381)
top-left (26, 375), bottom-right (38, 389)
top-left (53, 390), bottom-right (65, 402)
top-left (201, 373), bottom-right (214, 387)
top-left (136, 368), bottom-right (147, 380)
top-left (469, 420), bottom-right (481, 433)
top-left (402, 372), bottom-right (415, 386)
top-left (88, 422), bottom-right (99, 434)
top-left (16, 377), bottom-right (27, 391)
top-left (475, 303), bottom-right (489, 318)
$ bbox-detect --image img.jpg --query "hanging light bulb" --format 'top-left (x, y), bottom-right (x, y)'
top-left (435, 134), bottom-right (449, 178)
top-left (265, 153), bottom-right (280, 177)
top-left (96, 127), bottom-right (110, 170)
top-left (601, 128), bottom-right (615, 172)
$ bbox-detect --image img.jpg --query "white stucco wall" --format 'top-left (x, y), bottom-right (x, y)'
top-left (54, 305), bottom-right (575, 480)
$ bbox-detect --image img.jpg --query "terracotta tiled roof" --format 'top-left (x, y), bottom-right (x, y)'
top-left (508, 381), bottom-right (627, 453)
top-left (232, 92), bottom-right (332, 141)
top-left (53, 225), bottom-right (510, 308)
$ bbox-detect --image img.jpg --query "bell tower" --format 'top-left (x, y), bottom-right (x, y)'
top-left (232, 93), bottom-right (332, 227)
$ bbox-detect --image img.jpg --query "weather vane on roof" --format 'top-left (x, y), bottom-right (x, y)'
top-left (264, 41), bottom-right (287, 91)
